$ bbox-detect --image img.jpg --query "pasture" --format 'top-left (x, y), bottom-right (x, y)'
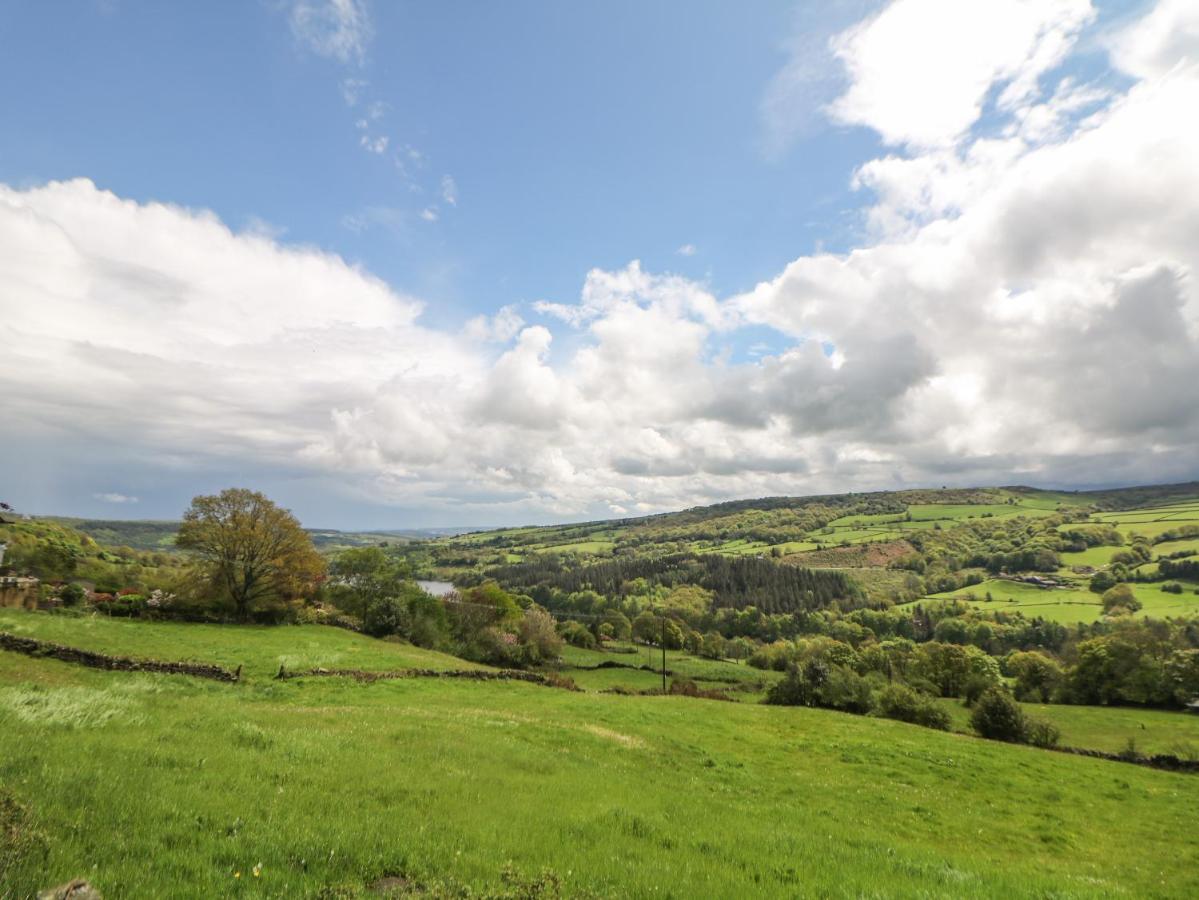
top-left (935, 698), bottom-right (1199, 759)
top-left (2, 613), bottom-right (1199, 897)
top-left (0, 610), bottom-right (478, 680)
top-left (922, 578), bottom-right (1199, 625)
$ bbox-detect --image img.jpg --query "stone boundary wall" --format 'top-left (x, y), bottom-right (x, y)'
top-left (276, 665), bottom-right (575, 688)
top-left (1050, 742), bottom-right (1199, 774)
top-left (0, 631), bottom-right (241, 682)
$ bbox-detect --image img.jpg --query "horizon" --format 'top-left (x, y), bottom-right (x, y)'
top-left (19, 477), bottom-right (1199, 533)
top-left (3, 0), bottom-right (1198, 528)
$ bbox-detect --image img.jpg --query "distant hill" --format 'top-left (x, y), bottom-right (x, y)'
top-left (38, 481), bottom-right (1199, 558)
top-left (43, 517), bottom-right (480, 553)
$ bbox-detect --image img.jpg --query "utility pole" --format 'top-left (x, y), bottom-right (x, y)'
top-left (660, 613), bottom-right (666, 693)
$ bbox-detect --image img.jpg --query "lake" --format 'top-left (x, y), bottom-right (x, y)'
top-left (417, 580), bottom-right (456, 597)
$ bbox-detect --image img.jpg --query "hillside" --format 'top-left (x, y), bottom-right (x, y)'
top-left (40, 517), bottom-right (468, 554)
top-left (2, 612), bottom-right (1198, 897)
top-left (403, 482), bottom-right (1199, 624)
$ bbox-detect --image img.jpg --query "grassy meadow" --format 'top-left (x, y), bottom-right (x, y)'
top-left (935, 697), bottom-right (1199, 759)
top-left (3, 611), bottom-right (1199, 898)
top-left (550, 642), bottom-right (778, 700)
top-left (0, 610), bottom-right (479, 680)
top-left (921, 578), bottom-right (1199, 624)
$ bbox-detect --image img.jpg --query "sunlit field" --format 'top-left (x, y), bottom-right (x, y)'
top-left (3, 613), bottom-right (1199, 898)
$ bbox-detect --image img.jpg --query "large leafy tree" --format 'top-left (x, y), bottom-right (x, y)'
top-left (176, 488), bottom-right (323, 620)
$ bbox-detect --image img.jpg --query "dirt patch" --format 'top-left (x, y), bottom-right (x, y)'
top-left (582, 724), bottom-right (646, 749)
top-left (784, 539), bottom-right (914, 568)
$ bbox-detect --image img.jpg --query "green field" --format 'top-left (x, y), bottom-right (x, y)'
top-left (922, 578), bottom-right (1199, 625)
top-left (1059, 545), bottom-right (1123, 569)
top-left (3, 612), bottom-right (1199, 897)
top-left (552, 643), bottom-right (776, 700)
top-left (1154, 538), bottom-right (1199, 558)
top-left (0, 610), bottom-right (478, 680)
top-left (935, 698), bottom-right (1199, 759)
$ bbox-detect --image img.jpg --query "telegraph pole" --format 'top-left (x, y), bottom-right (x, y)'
top-left (660, 613), bottom-right (666, 693)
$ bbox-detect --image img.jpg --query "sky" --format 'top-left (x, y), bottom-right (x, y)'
top-left (1, 0), bottom-right (1198, 529)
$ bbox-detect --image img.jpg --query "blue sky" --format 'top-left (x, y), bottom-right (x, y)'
top-left (2, 0), bottom-right (877, 338)
top-left (3, 0), bottom-right (1197, 529)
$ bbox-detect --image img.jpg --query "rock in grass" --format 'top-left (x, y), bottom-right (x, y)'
top-left (37, 879), bottom-right (102, 900)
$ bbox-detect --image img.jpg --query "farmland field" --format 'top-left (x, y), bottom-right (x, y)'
top-left (3, 613), bottom-right (1199, 898)
top-left (0, 610), bottom-right (479, 680)
top-left (935, 699), bottom-right (1199, 758)
top-left (920, 578), bottom-right (1199, 624)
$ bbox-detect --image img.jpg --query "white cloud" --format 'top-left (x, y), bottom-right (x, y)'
top-left (93, 492), bottom-right (138, 504)
top-left (289, 0), bottom-right (372, 66)
top-left (677, 243), bottom-right (696, 256)
top-left (441, 175), bottom-right (458, 206)
top-left (340, 77), bottom-right (368, 107)
top-left (419, 207), bottom-right (438, 222)
top-left (341, 205), bottom-right (407, 233)
top-left (359, 134), bottom-right (389, 154)
top-left (1109, 0), bottom-right (1199, 78)
top-left (4, 1), bottom-right (1199, 522)
top-left (466, 305), bottom-right (524, 343)
top-left (760, 1), bottom-right (877, 158)
top-left (827, 0), bottom-right (1094, 148)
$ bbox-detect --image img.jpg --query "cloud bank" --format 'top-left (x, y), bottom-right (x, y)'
top-left (3, 0), bottom-right (1198, 523)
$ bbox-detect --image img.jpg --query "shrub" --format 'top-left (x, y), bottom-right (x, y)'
top-left (765, 668), bottom-right (814, 707)
top-left (970, 688), bottom-right (1027, 743)
top-left (962, 674), bottom-right (993, 707)
top-left (1025, 719), bottom-right (1061, 748)
top-left (875, 683), bottom-right (951, 731)
top-left (818, 666), bottom-right (874, 714)
top-left (363, 595), bottom-right (408, 637)
top-left (764, 663), bottom-right (874, 715)
top-left (1102, 584), bottom-right (1141, 614)
top-left (58, 583), bottom-right (86, 607)
top-left (558, 620), bottom-right (596, 649)
top-left (518, 607), bottom-right (565, 663)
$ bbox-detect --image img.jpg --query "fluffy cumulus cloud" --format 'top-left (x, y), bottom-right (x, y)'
top-left (3, 0), bottom-right (1199, 522)
top-left (828, 0), bottom-right (1094, 148)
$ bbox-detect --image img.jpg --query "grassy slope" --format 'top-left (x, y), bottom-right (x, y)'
top-left (2, 615), bottom-right (1199, 897)
top-left (553, 643), bottom-right (778, 700)
top-left (0, 610), bottom-right (480, 679)
top-left (923, 578), bottom-right (1199, 624)
top-left (935, 698), bottom-right (1199, 758)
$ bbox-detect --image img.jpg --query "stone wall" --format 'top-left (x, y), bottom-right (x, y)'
top-left (0, 632), bottom-right (241, 682)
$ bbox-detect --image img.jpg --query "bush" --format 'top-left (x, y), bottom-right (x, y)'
top-left (518, 607), bottom-right (564, 663)
top-left (558, 620), bottom-right (596, 649)
top-left (1102, 584), bottom-right (1141, 614)
top-left (818, 666), bottom-right (874, 714)
top-left (875, 683), bottom-right (951, 731)
top-left (1025, 718), bottom-right (1061, 748)
top-left (58, 583), bottom-right (86, 607)
top-left (363, 595), bottom-right (408, 637)
top-left (765, 667), bottom-right (817, 707)
top-left (970, 688), bottom-right (1027, 742)
top-left (764, 663), bottom-right (874, 715)
top-left (962, 674), bottom-right (993, 706)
